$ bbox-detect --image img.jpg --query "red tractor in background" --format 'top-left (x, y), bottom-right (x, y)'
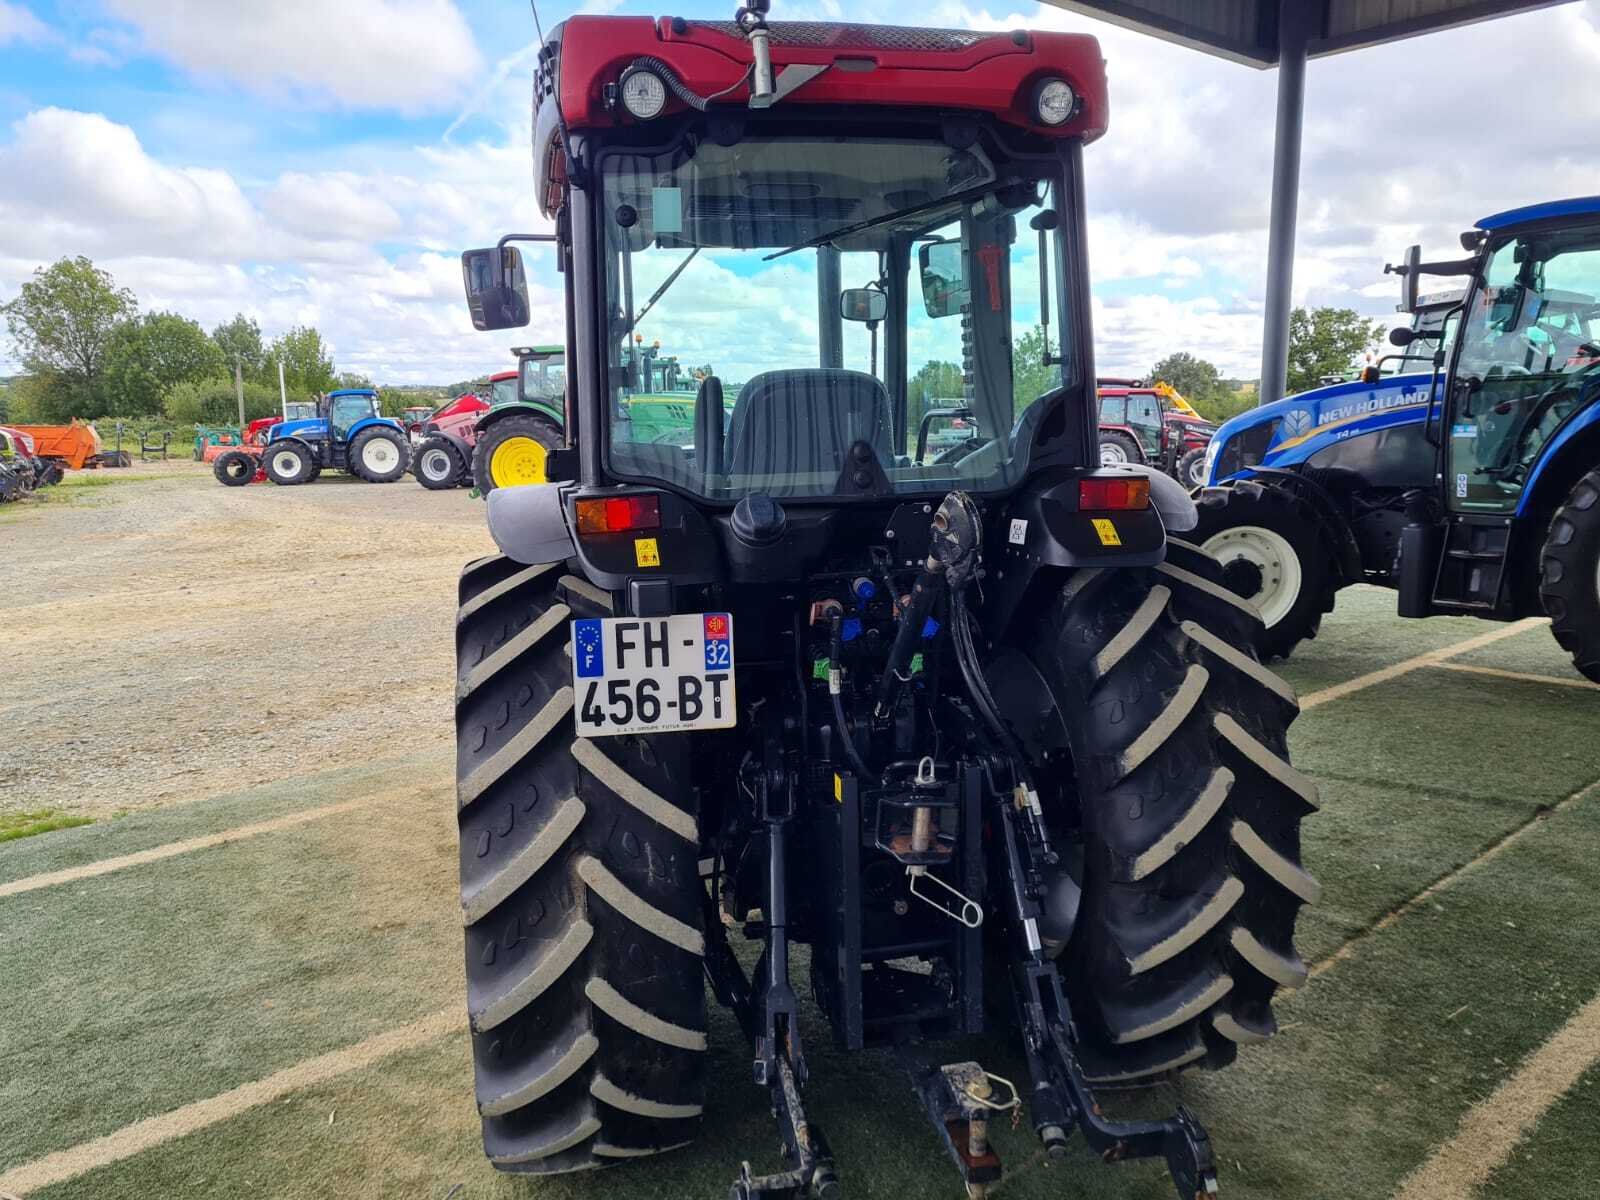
top-left (1097, 378), bottom-right (1217, 488)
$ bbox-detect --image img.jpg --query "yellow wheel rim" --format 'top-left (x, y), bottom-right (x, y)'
top-left (490, 436), bottom-right (548, 488)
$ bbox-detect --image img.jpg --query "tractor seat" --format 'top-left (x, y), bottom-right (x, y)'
top-left (725, 369), bottom-right (893, 493)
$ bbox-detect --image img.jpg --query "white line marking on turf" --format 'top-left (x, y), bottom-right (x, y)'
top-left (1310, 776), bottom-right (1600, 981)
top-left (1298, 618), bottom-right (1547, 710)
top-left (1432, 661), bottom-right (1600, 691)
top-left (0, 778), bottom-right (445, 901)
top-left (0, 1008), bottom-right (461, 1197)
top-left (1390, 988), bottom-right (1600, 1200)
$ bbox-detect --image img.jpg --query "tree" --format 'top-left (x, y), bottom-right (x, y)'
top-left (1148, 351), bottom-right (1224, 408)
top-left (1286, 306), bottom-right (1384, 395)
top-left (1012, 327), bottom-right (1059, 414)
top-left (212, 314), bottom-right (266, 381)
top-left (0, 257), bottom-right (136, 415)
top-left (333, 371), bottom-right (372, 389)
top-left (267, 325), bottom-right (336, 396)
top-left (101, 313), bottom-right (226, 416)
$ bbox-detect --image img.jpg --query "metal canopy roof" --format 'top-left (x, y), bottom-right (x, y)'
top-left (1047, 0), bottom-right (1570, 66)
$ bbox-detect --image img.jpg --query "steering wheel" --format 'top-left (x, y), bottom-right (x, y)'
top-left (933, 435), bottom-right (991, 467)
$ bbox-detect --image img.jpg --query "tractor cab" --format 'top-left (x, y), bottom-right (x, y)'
top-left (449, 13), bottom-right (1316, 1200)
top-left (513, 344), bottom-right (566, 404)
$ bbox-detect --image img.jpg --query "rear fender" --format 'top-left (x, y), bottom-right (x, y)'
top-left (429, 429), bottom-right (474, 462)
top-left (486, 482), bottom-right (577, 565)
top-left (475, 401), bottom-right (564, 436)
top-left (344, 416), bottom-right (404, 443)
top-left (986, 466), bottom-right (1178, 636)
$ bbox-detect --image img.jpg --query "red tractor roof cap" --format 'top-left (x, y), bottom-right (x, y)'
top-left (537, 17), bottom-right (1107, 216)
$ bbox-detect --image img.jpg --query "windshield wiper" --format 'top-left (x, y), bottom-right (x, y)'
top-left (762, 181), bottom-right (1001, 262)
top-left (627, 247), bottom-right (700, 333)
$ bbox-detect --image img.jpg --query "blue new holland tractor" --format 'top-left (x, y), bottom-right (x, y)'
top-left (261, 388), bottom-right (412, 485)
top-left (1192, 197), bottom-right (1600, 681)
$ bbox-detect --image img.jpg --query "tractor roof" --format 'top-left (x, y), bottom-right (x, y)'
top-left (541, 17), bottom-right (1107, 141)
top-left (1476, 196), bottom-right (1600, 232)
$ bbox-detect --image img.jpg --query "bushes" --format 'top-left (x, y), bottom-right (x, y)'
top-left (163, 376), bottom-right (283, 426)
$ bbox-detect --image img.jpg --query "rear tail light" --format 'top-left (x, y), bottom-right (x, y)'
top-left (1079, 476), bottom-right (1150, 510)
top-left (575, 493), bottom-right (662, 534)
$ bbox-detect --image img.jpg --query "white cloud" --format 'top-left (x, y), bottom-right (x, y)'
top-left (0, 1), bottom-right (46, 44)
top-left (6, 0), bottom-right (1600, 388)
top-left (101, 0), bottom-right (483, 113)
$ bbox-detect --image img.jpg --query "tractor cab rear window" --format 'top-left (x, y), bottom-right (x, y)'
top-left (521, 353), bottom-right (566, 402)
top-left (599, 133), bottom-right (1072, 501)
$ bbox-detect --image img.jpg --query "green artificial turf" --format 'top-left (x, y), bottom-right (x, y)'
top-left (7, 596), bottom-right (1600, 1200)
top-left (1480, 1062), bottom-right (1600, 1200)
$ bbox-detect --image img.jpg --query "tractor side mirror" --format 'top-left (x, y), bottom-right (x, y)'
top-left (918, 239), bottom-right (964, 319)
top-left (840, 288), bottom-right (887, 323)
top-left (1386, 244), bottom-right (1423, 314)
top-left (462, 246), bottom-right (531, 331)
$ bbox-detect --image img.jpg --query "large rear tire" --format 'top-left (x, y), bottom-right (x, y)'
top-left (455, 556), bottom-right (706, 1173)
top-left (1540, 467), bottom-right (1600, 683)
top-left (213, 449), bottom-right (255, 487)
top-left (1191, 480), bottom-right (1339, 660)
top-left (348, 427), bottom-right (410, 483)
top-left (993, 539), bottom-right (1317, 1084)
top-left (1098, 430), bottom-right (1142, 467)
top-left (474, 413), bottom-right (563, 495)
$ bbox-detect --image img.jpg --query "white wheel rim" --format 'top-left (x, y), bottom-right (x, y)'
top-left (363, 440), bottom-right (398, 472)
top-left (421, 449), bottom-right (451, 480)
top-left (272, 451), bottom-right (300, 477)
top-left (1201, 525), bottom-right (1304, 628)
top-left (1100, 442), bottom-right (1129, 465)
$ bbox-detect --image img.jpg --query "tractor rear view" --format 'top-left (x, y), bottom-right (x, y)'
top-left (449, 11), bottom-right (1317, 1198)
top-left (1192, 202), bottom-right (1600, 678)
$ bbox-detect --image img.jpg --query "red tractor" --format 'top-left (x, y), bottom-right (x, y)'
top-left (449, 8), bottom-right (1312, 1199)
top-left (1097, 378), bottom-right (1217, 488)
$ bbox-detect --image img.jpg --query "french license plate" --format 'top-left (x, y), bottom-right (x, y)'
top-left (572, 613), bottom-right (736, 737)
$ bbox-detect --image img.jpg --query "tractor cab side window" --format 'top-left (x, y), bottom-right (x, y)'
top-left (1448, 230), bottom-right (1600, 512)
top-left (330, 395), bottom-right (371, 440)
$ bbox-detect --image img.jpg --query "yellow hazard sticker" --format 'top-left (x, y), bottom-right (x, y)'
top-left (833, 773), bottom-right (843, 803)
top-left (634, 537), bottom-right (660, 567)
top-left (1091, 518), bottom-right (1121, 547)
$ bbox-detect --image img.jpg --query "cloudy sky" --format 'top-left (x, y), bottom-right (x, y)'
top-left (1, 0), bottom-right (1598, 384)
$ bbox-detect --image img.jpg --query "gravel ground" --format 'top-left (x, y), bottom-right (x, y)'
top-left (0, 459), bottom-right (495, 817)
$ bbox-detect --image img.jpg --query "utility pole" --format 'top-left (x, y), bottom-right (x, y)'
top-left (234, 357), bottom-right (246, 431)
top-left (278, 360), bottom-right (288, 418)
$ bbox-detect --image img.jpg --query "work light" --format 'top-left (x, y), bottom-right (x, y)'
top-left (1032, 77), bottom-right (1077, 126)
top-left (620, 68), bottom-right (668, 119)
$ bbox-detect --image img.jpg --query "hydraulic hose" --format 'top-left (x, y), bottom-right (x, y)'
top-left (828, 615), bottom-right (878, 784)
